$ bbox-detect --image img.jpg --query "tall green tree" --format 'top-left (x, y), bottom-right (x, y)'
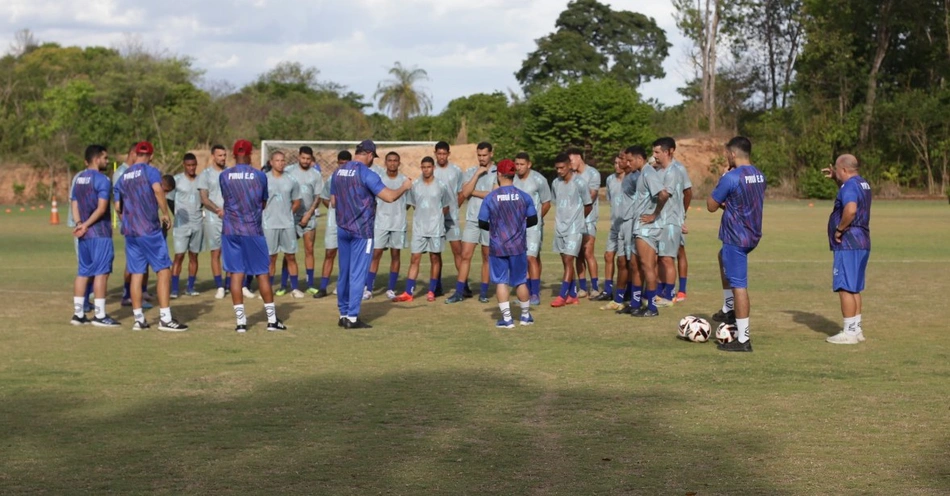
top-left (374, 62), bottom-right (432, 121)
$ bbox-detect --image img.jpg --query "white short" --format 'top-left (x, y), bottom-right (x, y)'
top-left (203, 218), bottom-right (222, 251)
top-left (444, 216), bottom-right (462, 242)
top-left (411, 235), bottom-right (444, 254)
top-left (657, 225), bottom-right (682, 258)
top-left (526, 227), bottom-right (542, 257)
top-left (553, 233), bottom-right (582, 257)
top-left (374, 230), bottom-right (406, 250)
top-left (265, 228), bottom-right (297, 255)
top-left (173, 226), bottom-right (203, 254)
top-left (461, 221), bottom-right (489, 246)
top-left (584, 221), bottom-right (597, 238)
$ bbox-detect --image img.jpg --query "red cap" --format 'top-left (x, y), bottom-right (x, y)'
top-left (233, 139), bottom-right (253, 157)
top-left (135, 141), bottom-right (154, 155)
top-left (496, 159), bottom-right (516, 176)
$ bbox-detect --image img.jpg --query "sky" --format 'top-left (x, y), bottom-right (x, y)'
top-left (1, 0), bottom-right (694, 113)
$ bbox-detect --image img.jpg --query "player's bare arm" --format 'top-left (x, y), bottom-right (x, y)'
top-left (152, 182), bottom-right (172, 228)
top-left (200, 189), bottom-right (223, 218)
top-left (376, 178), bottom-right (412, 203)
top-left (540, 201), bottom-right (551, 219)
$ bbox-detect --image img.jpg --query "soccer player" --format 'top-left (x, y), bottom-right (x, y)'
top-left (285, 146), bottom-right (324, 294)
top-left (70, 144), bottom-right (119, 327)
top-left (393, 156), bottom-right (454, 302)
top-left (478, 159), bottom-right (538, 328)
top-left (668, 143), bottom-right (693, 302)
top-left (67, 162), bottom-right (94, 313)
top-left (264, 151), bottom-right (304, 297)
top-left (313, 150), bottom-right (350, 299)
top-left (512, 152), bottom-right (552, 305)
top-left (823, 154), bottom-right (871, 344)
top-left (113, 141), bottom-right (188, 331)
top-left (597, 154), bottom-right (626, 304)
top-left (651, 137), bottom-right (685, 307)
top-left (550, 153), bottom-right (593, 307)
top-left (332, 140), bottom-right (411, 329)
top-left (115, 143), bottom-right (152, 308)
top-left (630, 142), bottom-right (675, 318)
top-left (612, 146), bottom-right (647, 314)
top-left (432, 141), bottom-right (464, 297)
top-left (198, 144), bottom-right (234, 299)
top-left (367, 151), bottom-right (410, 300)
top-left (707, 136), bottom-right (766, 352)
top-left (568, 147), bottom-right (601, 299)
top-left (169, 153), bottom-right (203, 298)
top-left (446, 142), bottom-right (496, 304)
top-left (220, 139), bottom-right (286, 333)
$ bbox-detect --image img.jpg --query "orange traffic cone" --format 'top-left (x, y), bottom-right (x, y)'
top-left (50, 198), bottom-right (60, 225)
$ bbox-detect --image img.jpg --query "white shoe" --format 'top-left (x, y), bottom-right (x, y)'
top-left (856, 331), bottom-right (866, 342)
top-left (362, 289), bottom-right (372, 300)
top-left (654, 297), bottom-right (675, 308)
top-left (332, 287), bottom-right (338, 295)
top-left (291, 289), bottom-right (306, 298)
top-left (242, 287), bottom-right (257, 299)
top-left (826, 331), bottom-right (861, 345)
top-left (214, 287), bottom-right (226, 299)
top-left (385, 289), bottom-right (396, 300)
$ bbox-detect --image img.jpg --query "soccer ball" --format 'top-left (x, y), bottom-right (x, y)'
top-left (716, 323), bottom-right (738, 344)
top-left (681, 316), bottom-right (711, 343)
top-left (678, 316), bottom-right (697, 339)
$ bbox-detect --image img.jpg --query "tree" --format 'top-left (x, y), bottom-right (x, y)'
top-left (374, 62), bottom-right (432, 121)
top-left (516, 0), bottom-right (670, 94)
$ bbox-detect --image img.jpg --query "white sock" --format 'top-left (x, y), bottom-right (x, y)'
top-left (519, 300), bottom-right (531, 318)
top-left (264, 303), bottom-right (276, 324)
top-left (855, 314), bottom-right (863, 333)
top-left (133, 308), bottom-right (145, 323)
top-left (73, 296), bottom-right (85, 317)
top-left (348, 316), bottom-right (357, 323)
top-left (499, 302), bottom-right (512, 322)
top-left (94, 298), bottom-right (106, 319)
top-left (159, 307), bottom-right (172, 323)
top-left (722, 290), bottom-right (734, 313)
top-left (843, 316), bottom-right (859, 335)
top-left (234, 304), bottom-right (246, 326)
top-left (736, 317), bottom-right (750, 343)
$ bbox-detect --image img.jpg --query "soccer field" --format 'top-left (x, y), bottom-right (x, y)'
top-left (0, 201), bottom-right (947, 495)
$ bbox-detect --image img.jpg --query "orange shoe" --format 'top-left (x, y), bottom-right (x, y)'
top-left (566, 296), bottom-right (580, 305)
top-left (674, 291), bottom-right (687, 303)
top-left (426, 291), bottom-right (435, 302)
top-left (392, 292), bottom-right (413, 302)
top-left (550, 296), bottom-right (568, 307)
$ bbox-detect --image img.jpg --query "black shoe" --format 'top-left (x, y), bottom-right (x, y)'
top-left (592, 292), bottom-right (613, 301)
top-left (712, 309), bottom-right (736, 324)
top-left (616, 305), bottom-right (635, 315)
top-left (433, 288), bottom-right (445, 297)
top-left (445, 292), bottom-right (465, 304)
top-left (235, 324), bottom-right (247, 333)
top-left (478, 295), bottom-right (490, 303)
top-left (70, 314), bottom-right (90, 326)
top-left (462, 286), bottom-right (474, 298)
top-left (158, 319), bottom-right (189, 332)
top-left (632, 307), bottom-right (659, 318)
top-left (343, 318), bottom-right (372, 329)
top-left (312, 288), bottom-right (329, 299)
top-left (338, 317), bottom-right (346, 327)
top-left (267, 319), bottom-right (287, 332)
top-left (718, 339), bottom-right (752, 352)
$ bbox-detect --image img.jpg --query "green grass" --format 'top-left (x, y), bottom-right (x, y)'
top-left (1, 201), bottom-right (948, 495)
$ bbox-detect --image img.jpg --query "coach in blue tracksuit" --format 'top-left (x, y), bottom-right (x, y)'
top-left (331, 140), bottom-right (411, 329)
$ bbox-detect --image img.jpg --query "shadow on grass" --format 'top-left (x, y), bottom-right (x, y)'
top-left (783, 310), bottom-right (839, 336)
top-left (0, 371), bottom-right (791, 495)
top-left (915, 436), bottom-right (950, 492)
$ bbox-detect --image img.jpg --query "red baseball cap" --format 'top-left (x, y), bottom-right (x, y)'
top-left (233, 139), bottom-right (253, 157)
top-left (135, 141), bottom-right (154, 155)
top-left (496, 159), bottom-right (516, 176)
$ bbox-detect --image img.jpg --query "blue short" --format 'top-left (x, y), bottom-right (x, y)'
top-left (833, 250), bottom-right (869, 293)
top-left (222, 235), bottom-right (270, 276)
top-left (77, 237), bottom-right (114, 277)
top-left (720, 243), bottom-right (755, 289)
top-left (125, 232), bottom-right (172, 274)
top-left (489, 254), bottom-right (528, 287)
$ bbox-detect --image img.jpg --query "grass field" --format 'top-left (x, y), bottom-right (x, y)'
top-left (1, 200), bottom-right (948, 495)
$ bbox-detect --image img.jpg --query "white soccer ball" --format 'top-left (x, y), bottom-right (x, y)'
top-left (716, 323), bottom-right (738, 344)
top-left (684, 317), bottom-right (711, 343)
top-left (678, 316), bottom-right (697, 339)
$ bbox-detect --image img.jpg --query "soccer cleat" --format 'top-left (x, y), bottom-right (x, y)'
top-left (306, 287), bottom-right (319, 295)
top-left (214, 287), bottom-right (226, 299)
top-left (673, 291), bottom-right (687, 303)
top-left (496, 319), bottom-right (515, 329)
top-left (235, 324), bottom-right (247, 333)
top-left (478, 295), bottom-right (490, 303)
top-left (343, 318), bottom-right (372, 329)
top-left (592, 291), bottom-right (612, 301)
top-left (588, 290), bottom-right (603, 300)
top-left (132, 320), bottom-right (150, 331)
top-left (550, 296), bottom-right (568, 308)
top-left (242, 287), bottom-right (257, 299)
top-left (385, 289), bottom-right (397, 300)
top-left (601, 301), bottom-right (625, 311)
top-left (433, 288), bottom-right (445, 297)
top-left (185, 290), bottom-right (200, 297)
top-left (426, 291), bottom-right (436, 302)
top-left (91, 315), bottom-right (120, 327)
top-left (121, 298), bottom-right (132, 307)
top-left (576, 289), bottom-right (588, 299)
top-left (616, 304), bottom-right (636, 315)
top-left (170, 292), bottom-right (179, 299)
top-left (158, 319), bottom-right (189, 332)
top-left (362, 289), bottom-right (372, 300)
top-left (392, 292), bottom-right (413, 302)
top-left (718, 339), bottom-right (752, 352)
top-left (462, 286), bottom-right (474, 298)
top-left (632, 307), bottom-right (659, 317)
top-left (445, 292), bottom-right (465, 304)
top-left (826, 331), bottom-right (861, 345)
top-left (267, 319), bottom-right (287, 332)
top-left (70, 314), bottom-right (90, 326)
top-left (337, 317), bottom-right (346, 328)
top-left (712, 309), bottom-right (736, 324)
top-left (275, 288), bottom-right (288, 297)
top-left (529, 294), bottom-right (541, 306)
top-left (565, 296), bottom-right (580, 305)
top-left (290, 289), bottom-right (306, 298)
top-left (520, 314), bottom-right (535, 326)
top-left (312, 288), bottom-right (329, 299)
top-left (654, 296), bottom-right (675, 307)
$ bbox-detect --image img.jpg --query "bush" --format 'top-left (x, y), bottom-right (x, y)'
top-left (799, 168), bottom-right (838, 199)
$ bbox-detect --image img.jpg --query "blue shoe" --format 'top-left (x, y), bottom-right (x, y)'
top-left (520, 314), bottom-right (535, 326)
top-left (496, 319), bottom-right (515, 329)
top-left (142, 301), bottom-right (154, 310)
top-left (445, 292), bottom-right (464, 304)
top-left (478, 295), bottom-right (490, 303)
top-left (529, 294), bottom-right (541, 306)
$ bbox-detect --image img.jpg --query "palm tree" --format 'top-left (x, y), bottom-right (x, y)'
top-left (374, 62), bottom-right (433, 121)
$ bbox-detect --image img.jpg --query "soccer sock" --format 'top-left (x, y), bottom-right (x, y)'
top-left (264, 302), bottom-right (276, 324)
top-left (591, 277), bottom-right (599, 292)
top-left (679, 277), bottom-right (688, 294)
top-left (579, 278), bottom-right (588, 292)
top-left (856, 314), bottom-right (863, 333)
top-left (666, 283), bottom-right (676, 300)
top-left (520, 299), bottom-right (531, 318)
top-left (159, 307), bottom-right (172, 323)
top-left (480, 282), bottom-right (489, 298)
top-left (645, 289), bottom-right (657, 312)
top-left (73, 296), bottom-right (85, 317)
top-left (429, 279), bottom-right (438, 293)
top-left (736, 317), bottom-right (750, 343)
top-left (187, 276), bottom-right (196, 292)
top-left (141, 282), bottom-right (148, 294)
top-left (281, 266), bottom-right (290, 289)
top-left (569, 281), bottom-right (577, 297)
top-left (388, 272), bottom-right (399, 291)
top-left (604, 279), bottom-right (613, 295)
top-left (290, 275), bottom-right (299, 290)
top-left (214, 275), bottom-right (223, 289)
top-left (123, 282), bottom-right (131, 299)
top-left (499, 301), bottom-right (512, 322)
top-left (320, 276), bottom-right (330, 291)
top-left (406, 279), bottom-right (416, 295)
top-left (529, 279), bottom-right (540, 296)
top-left (625, 282), bottom-right (633, 301)
top-left (455, 280), bottom-right (466, 296)
top-left (234, 304), bottom-right (247, 326)
top-left (631, 285), bottom-right (642, 309)
top-left (171, 276), bottom-right (180, 294)
top-left (658, 283), bottom-right (668, 299)
top-left (560, 281), bottom-right (570, 299)
top-left (843, 316), bottom-right (859, 335)
top-left (306, 269), bottom-right (314, 288)
top-left (94, 298), bottom-right (106, 319)
top-left (722, 290), bottom-right (734, 312)
top-left (614, 289), bottom-right (624, 304)
top-left (366, 272), bottom-right (377, 291)
top-left (133, 308), bottom-right (145, 323)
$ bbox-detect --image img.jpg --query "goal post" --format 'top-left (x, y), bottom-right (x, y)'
top-left (260, 140), bottom-right (439, 178)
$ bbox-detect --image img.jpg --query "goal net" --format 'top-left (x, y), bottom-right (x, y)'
top-left (260, 140), bottom-right (439, 180)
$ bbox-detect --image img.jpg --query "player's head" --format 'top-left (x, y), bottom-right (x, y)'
top-left (355, 139), bottom-right (378, 166)
top-left (232, 139), bottom-right (253, 165)
top-left (211, 144), bottom-right (227, 168)
top-left (566, 147), bottom-right (584, 170)
top-left (298, 146), bottom-right (315, 169)
top-left (84, 144), bottom-right (108, 171)
top-left (420, 156), bottom-right (435, 179)
top-left (724, 136), bottom-right (752, 169)
top-left (161, 174), bottom-right (176, 193)
top-left (134, 141), bottom-right (154, 164)
top-left (182, 152), bottom-right (198, 177)
top-left (125, 143), bottom-right (137, 165)
top-left (652, 137), bottom-right (676, 167)
top-left (337, 150), bottom-right (352, 166)
top-left (834, 154), bottom-right (859, 181)
top-left (554, 152), bottom-right (572, 179)
top-left (623, 146), bottom-right (647, 172)
top-left (271, 151), bottom-right (287, 173)
top-left (514, 152), bottom-right (531, 178)
top-left (435, 141), bottom-right (450, 166)
top-left (496, 159), bottom-right (516, 185)
top-left (385, 151), bottom-right (400, 173)
top-left (614, 153), bottom-right (624, 174)
top-left (476, 142), bottom-right (493, 167)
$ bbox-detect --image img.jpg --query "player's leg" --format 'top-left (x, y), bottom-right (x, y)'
top-left (655, 256), bottom-right (676, 306)
top-left (717, 244), bottom-right (751, 351)
top-left (478, 244), bottom-right (491, 303)
top-left (583, 231), bottom-right (600, 297)
top-left (428, 251), bottom-right (442, 301)
top-left (509, 253), bottom-right (531, 325)
top-left (71, 274), bottom-right (91, 324)
top-left (285, 253), bottom-right (302, 296)
top-left (344, 237), bottom-right (373, 328)
top-left (575, 235), bottom-right (589, 297)
top-left (447, 240), bottom-right (476, 303)
top-left (489, 254), bottom-right (513, 327)
top-left (713, 249), bottom-right (736, 323)
top-left (302, 229), bottom-right (317, 292)
top-left (268, 254), bottom-right (278, 286)
top-left (675, 242), bottom-right (688, 302)
top-left (368, 246), bottom-right (385, 295)
top-left (633, 237), bottom-right (659, 316)
top-left (315, 248), bottom-right (337, 298)
top-left (171, 253), bottom-right (185, 298)
top-left (144, 231), bottom-right (184, 331)
top-left (603, 250), bottom-right (615, 299)
top-left (386, 245), bottom-right (402, 299)
top-left (551, 253), bottom-right (576, 307)
top-left (247, 234), bottom-right (282, 330)
top-left (827, 250), bottom-right (866, 344)
top-left (186, 251), bottom-right (199, 295)
top-left (396, 251), bottom-right (422, 302)
top-left (335, 233), bottom-right (351, 323)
